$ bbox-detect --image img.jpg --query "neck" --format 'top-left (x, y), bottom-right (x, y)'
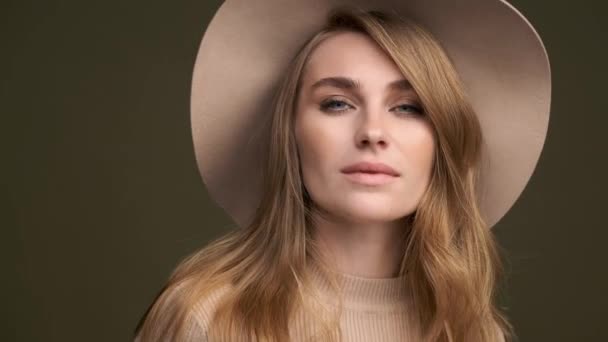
top-left (311, 211), bottom-right (409, 278)
top-left (307, 258), bottom-right (409, 311)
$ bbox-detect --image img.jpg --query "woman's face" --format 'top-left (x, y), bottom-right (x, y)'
top-left (295, 31), bottom-right (436, 224)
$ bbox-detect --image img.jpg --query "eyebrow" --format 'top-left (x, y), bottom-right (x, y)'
top-left (310, 76), bottom-right (413, 92)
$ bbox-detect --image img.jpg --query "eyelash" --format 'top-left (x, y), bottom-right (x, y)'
top-left (319, 98), bottom-right (424, 116)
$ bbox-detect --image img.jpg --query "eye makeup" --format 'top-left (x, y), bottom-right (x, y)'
top-left (319, 97), bottom-right (424, 116)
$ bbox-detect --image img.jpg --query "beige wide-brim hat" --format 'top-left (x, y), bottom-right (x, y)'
top-left (190, 0), bottom-right (551, 229)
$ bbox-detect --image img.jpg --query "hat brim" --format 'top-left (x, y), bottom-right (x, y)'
top-left (190, 0), bottom-right (551, 228)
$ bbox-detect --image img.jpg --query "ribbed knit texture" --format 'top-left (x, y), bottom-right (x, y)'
top-left (137, 263), bottom-right (506, 341)
top-left (289, 261), bottom-right (416, 341)
top-left (174, 262), bottom-right (417, 341)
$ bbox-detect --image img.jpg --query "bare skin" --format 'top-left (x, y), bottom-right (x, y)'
top-left (295, 31), bottom-right (436, 278)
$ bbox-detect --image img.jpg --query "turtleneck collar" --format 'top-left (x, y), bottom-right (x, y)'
top-left (308, 260), bottom-right (409, 312)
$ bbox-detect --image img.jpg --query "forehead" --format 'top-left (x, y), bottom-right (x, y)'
top-left (302, 31), bottom-right (405, 88)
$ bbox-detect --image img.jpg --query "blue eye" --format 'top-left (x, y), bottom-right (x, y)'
top-left (319, 98), bottom-right (424, 116)
top-left (393, 104), bottom-right (423, 115)
top-left (320, 99), bottom-right (352, 112)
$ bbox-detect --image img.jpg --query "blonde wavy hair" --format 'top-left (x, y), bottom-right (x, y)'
top-left (135, 6), bottom-right (514, 342)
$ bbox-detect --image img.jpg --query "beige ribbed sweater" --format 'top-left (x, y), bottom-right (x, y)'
top-left (159, 262), bottom-right (417, 341)
top-left (137, 263), bottom-right (506, 341)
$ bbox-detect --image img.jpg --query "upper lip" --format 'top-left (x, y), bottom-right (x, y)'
top-left (340, 161), bottom-right (400, 176)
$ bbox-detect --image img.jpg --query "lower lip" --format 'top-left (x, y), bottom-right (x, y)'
top-left (342, 172), bottom-right (398, 186)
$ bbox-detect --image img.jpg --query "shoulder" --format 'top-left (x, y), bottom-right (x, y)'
top-left (171, 280), bottom-right (233, 340)
top-left (188, 283), bottom-right (233, 332)
top-left (135, 281), bottom-right (233, 342)
top-left (493, 321), bottom-right (507, 342)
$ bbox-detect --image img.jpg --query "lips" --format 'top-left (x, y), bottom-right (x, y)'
top-left (340, 161), bottom-right (400, 176)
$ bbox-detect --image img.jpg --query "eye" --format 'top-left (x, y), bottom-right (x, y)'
top-left (319, 98), bottom-right (353, 113)
top-left (319, 98), bottom-right (424, 116)
top-left (392, 103), bottom-right (424, 116)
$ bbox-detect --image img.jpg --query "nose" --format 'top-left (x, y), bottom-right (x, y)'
top-left (355, 111), bottom-right (388, 150)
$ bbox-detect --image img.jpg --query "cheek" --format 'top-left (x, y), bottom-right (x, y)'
top-left (389, 120), bottom-right (435, 190)
top-left (295, 116), bottom-right (324, 178)
top-left (400, 125), bottom-right (436, 183)
top-left (295, 115), bottom-right (344, 191)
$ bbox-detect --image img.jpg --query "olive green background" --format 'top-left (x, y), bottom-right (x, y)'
top-left (2, 0), bottom-right (606, 341)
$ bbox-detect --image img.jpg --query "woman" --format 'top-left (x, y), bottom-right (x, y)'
top-left (135, 1), bottom-right (551, 341)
